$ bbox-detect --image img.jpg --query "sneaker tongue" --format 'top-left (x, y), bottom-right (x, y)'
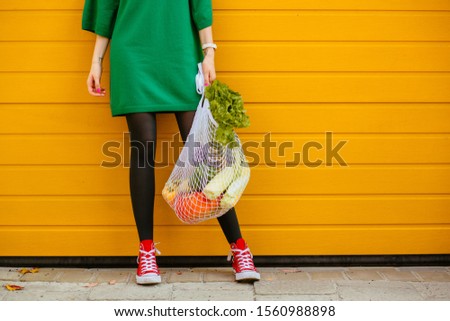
top-left (235, 238), bottom-right (246, 250)
top-left (140, 240), bottom-right (153, 251)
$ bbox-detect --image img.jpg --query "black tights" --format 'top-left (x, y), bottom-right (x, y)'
top-left (125, 111), bottom-right (243, 244)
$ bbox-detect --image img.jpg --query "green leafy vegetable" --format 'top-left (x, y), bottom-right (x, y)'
top-left (205, 80), bottom-right (250, 146)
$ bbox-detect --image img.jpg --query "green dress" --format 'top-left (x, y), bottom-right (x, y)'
top-left (82, 0), bottom-right (212, 116)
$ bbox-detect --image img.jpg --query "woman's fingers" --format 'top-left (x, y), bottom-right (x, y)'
top-left (209, 68), bottom-right (216, 83)
top-left (201, 65), bottom-right (209, 86)
top-left (93, 74), bottom-right (105, 96)
top-left (87, 62), bottom-right (105, 96)
top-left (94, 75), bottom-right (103, 94)
top-left (202, 61), bottom-right (216, 87)
top-left (87, 73), bottom-right (105, 96)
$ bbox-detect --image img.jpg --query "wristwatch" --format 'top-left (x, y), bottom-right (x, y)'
top-left (202, 43), bottom-right (217, 51)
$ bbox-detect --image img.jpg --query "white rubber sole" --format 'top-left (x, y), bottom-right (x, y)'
top-left (136, 273), bottom-right (161, 285)
top-left (235, 270), bottom-right (261, 282)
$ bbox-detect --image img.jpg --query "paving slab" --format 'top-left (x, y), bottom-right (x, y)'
top-left (202, 271), bottom-right (235, 282)
top-left (173, 282), bottom-right (253, 291)
top-left (87, 283), bottom-right (128, 300)
top-left (309, 271), bottom-right (347, 281)
top-left (3, 281), bottom-right (52, 292)
top-left (2, 281), bottom-right (94, 301)
top-left (275, 271), bottom-right (310, 281)
top-left (39, 290), bottom-right (91, 301)
top-left (167, 270), bottom-right (203, 283)
top-left (172, 282), bottom-right (254, 301)
top-left (255, 294), bottom-right (340, 301)
top-left (0, 286), bottom-right (9, 300)
top-left (88, 283), bottom-right (173, 300)
top-left (93, 269), bottom-right (132, 284)
top-left (57, 269), bottom-right (97, 283)
top-left (260, 272), bottom-right (276, 281)
top-left (415, 271), bottom-right (450, 282)
top-left (344, 270), bottom-right (383, 281)
top-left (413, 282), bottom-right (450, 300)
top-left (126, 282), bottom-right (174, 300)
top-left (190, 268), bottom-right (231, 273)
top-left (171, 290), bottom-right (254, 301)
top-left (0, 268), bottom-right (22, 281)
top-left (397, 266), bottom-right (449, 272)
top-left (20, 268), bottom-right (62, 282)
top-left (348, 267), bottom-right (397, 272)
top-left (28, 282), bottom-right (91, 301)
top-left (379, 270), bottom-right (421, 282)
top-left (294, 267), bottom-right (348, 272)
top-left (336, 281), bottom-right (423, 301)
top-left (3, 290), bottom-right (47, 301)
top-left (255, 268), bottom-right (280, 273)
top-left (44, 283), bottom-right (92, 301)
top-left (255, 280), bottom-right (336, 295)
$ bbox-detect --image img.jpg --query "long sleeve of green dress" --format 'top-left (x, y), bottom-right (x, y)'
top-left (82, 0), bottom-right (119, 38)
top-left (190, 0), bottom-right (213, 31)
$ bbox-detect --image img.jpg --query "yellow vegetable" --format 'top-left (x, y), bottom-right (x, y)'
top-left (220, 166), bottom-right (250, 208)
top-left (162, 184), bottom-right (177, 206)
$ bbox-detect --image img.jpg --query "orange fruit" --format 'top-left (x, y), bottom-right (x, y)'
top-left (175, 192), bottom-right (221, 223)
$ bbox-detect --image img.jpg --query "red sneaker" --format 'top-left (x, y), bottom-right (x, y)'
top-left (227, 238), bottom-right (260, 282)
top-left (136, 240), bottom-right (161, 284)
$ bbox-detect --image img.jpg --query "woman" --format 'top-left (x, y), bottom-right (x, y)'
top-left (82, 0), bottom-right (259, 284)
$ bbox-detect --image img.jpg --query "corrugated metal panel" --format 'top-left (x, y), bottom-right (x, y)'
top-left (0, 0), bottom-right (449, 256)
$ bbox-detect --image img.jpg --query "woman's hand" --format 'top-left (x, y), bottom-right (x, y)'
top-left (87, 35), bottom-right (109, 96)
top-left (87, 61), bottom-right (106, 96)
top-left (202, 49), bottom-right (216, 86)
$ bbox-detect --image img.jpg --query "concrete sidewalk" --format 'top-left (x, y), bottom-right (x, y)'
top-left (1, 266), bottom-right (449, 301)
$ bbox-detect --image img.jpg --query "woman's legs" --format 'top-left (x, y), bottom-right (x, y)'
top-left (216, 208), bottom-right (243, 244)
top-left (125, 112), bottom-right (157, 241)
top-left (126, 112), bottom-right (162, 284)
top-left (175, 111), bottom-right (243, 244)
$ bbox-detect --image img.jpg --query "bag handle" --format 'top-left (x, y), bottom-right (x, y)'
top-left (196, 62), bottom-right (205, 94)
top-left (195, 62), bottom-right (206, 107)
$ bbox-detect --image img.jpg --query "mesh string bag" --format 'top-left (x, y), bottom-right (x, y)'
top-left (162, 63), bottom-right (250, 224)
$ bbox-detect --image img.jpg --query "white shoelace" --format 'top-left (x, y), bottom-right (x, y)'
top-left (227, 247), bottom-right (255, 271)
top-left (137, 243), bottom-right (161, 274)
